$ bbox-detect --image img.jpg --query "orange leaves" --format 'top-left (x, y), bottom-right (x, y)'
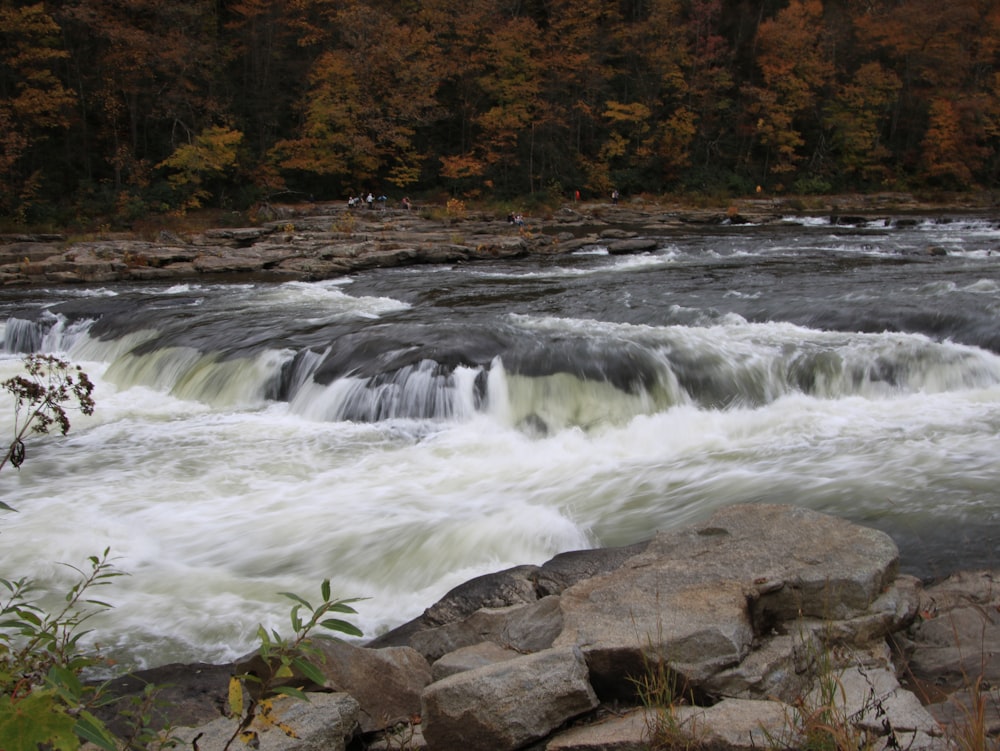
top-left (749, 0), bottom-right (834, 176)
top-left (922, 98), bottom-right (976, 185)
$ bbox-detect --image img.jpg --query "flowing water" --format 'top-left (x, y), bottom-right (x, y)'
top-left (1, 213), bottom-right (999, 671)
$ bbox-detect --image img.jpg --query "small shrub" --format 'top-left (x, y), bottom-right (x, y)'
top-left (0, 550), bottom-right (125, 751)
top-left (1, 354), bottom-right (95, 489)
top-left (223, 580), bottom-right (363, 750)
top-left (445, 198), bottom-right (466, 221)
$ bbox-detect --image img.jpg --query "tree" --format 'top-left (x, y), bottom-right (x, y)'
top-left (158, 125), bottom-right (245, 210)
top-left (55, 0), bottom-right (222, 199)
top-left (824, 62), bottom-right (901, 183)
top-left (0, 2), bottom-right (76, 218)
top-left (611, 0), bottom-right (698, 191)
top-left (273, 2), bottom-right (442, 195)
top-left (921, 97), bottom-right (977, 186)
top-left (746, 0), bottom-right (835, 182)
top-left (472, 17), bottom-right (546, 195)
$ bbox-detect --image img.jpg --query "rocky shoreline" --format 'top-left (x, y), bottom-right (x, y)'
top-left (2, 192), bottom-right (996, 287)
top-left (90, 505), bottom-right (1000, 751)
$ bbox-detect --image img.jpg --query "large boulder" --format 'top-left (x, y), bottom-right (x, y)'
top-left (408, 595), bottom-right (564, 662)
top-left (420, 646), bottom-right (598, 751)
top-left (309, 639), bottom-right (432, 734)
top-left (554, 504), bottom-right (900, 699)
top-left (171, 691), bottom-right (360, 751)
top-left (368, 543), bottom-right (649, 651)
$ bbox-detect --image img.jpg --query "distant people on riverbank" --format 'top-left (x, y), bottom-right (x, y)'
top-left (402, 197), bottom-right (412, 211)
top-left (611, 189), bottom-right (619, 205)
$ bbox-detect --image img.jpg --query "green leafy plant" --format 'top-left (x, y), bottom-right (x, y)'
top-left (1, 353), bottom-right (95, 489)
top-left (222, 580), bottom-right (363, 750)
top-left (0, 549), bottom-right (124, 751)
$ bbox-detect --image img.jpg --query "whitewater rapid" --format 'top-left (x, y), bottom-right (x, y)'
top-left (1, 213), bottom-right (998, 670)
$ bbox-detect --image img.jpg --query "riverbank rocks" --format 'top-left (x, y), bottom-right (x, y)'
top-left (92, 504), bottom-right (1000, 751)
top-left (2, 193), bottom-right (983, 286)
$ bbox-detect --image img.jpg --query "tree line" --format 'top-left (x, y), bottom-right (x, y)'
top-left (1, 0), bottom-right (998, 224)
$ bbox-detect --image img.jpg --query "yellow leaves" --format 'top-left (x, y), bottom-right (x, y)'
top-left (160, 126), bottom-right (242, 176)
top-left (0, 4), bottom-right (75, 132)
top-left (603, 101), bottom-right (653, 124)
top-left (228, 675), bottom-right (244, 719)
top-left (157, 126), bottom-right (243, 209)
top-left (439, 154), bottom-right (485, 181)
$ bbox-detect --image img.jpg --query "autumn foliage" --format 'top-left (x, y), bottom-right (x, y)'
top-left (1, 0), bottom-right (998, 222)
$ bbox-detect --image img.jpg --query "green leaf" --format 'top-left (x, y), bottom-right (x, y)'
top-left (272, 685), bottom-right (310, 701)
top-left (0, 691), bottom-right (79, 751)
top-left (319, 618), bottom-right (364, 637)
top-left (325, 601), bottom-right (361, 614)
top-left (256, 624), bottom-right (271, 648)
top-left (278, 592), bottom-right (313, 611)
top-left (320, 579), bottom-right (331, 603)
top-left (291, 657), bottom-right (327, 687)
top-left (46, 665), bottom-right (83, 703)
top-left (73, 710), bottom-right (117, 751)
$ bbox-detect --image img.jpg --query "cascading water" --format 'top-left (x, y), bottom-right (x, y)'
top-left (0, 214), bottom-right (999, 671)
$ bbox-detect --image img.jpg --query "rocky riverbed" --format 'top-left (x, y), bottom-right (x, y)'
top-left (2, 192), bottom-right (995, 287)
top-left (89, 505), bottom-right (1000, 751)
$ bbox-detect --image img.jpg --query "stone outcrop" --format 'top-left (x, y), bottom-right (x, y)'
top-left (3, 193), bottom-right (976, 287)
top-left (92, 504), bottom-right (1000, 751)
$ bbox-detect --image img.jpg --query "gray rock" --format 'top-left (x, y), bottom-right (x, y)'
top-left (897, 569), bottom-right (1000, 698)
top-left (554, 504), bottom-right (899, 699)
top-left (544, 708), bottom-right (650, 750)
top-left (705, 632), bottom-right (818, 702)
top-left (421, 646), bottom-right (598, 751)
top-left (411, 595), bottom-right (564, 663)
top-left (673, 698), bottom-right (796, 750)
top-left (193, 227), bottom-right (275, 247)
top-left (820, 666), bottom-right (939, 736)
top-left (432, 641), bottom-right (523, 681)
top-left (171, 691), bottom-right (360, 751)
top-left (606, 238), bottom-right (659, 254)
top-left (192, 249), bottom-right (267, 273)
top-left (309, 639), bottom-right (432, 734)
top-left (369, 543), bottom-right (649, 651)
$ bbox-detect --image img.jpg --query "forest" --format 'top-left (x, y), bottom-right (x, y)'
top-left (1, 0), bottom-right (999, 225)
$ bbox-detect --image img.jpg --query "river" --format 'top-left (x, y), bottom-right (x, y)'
top-left (0, 212), bottom-right (998, 670)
